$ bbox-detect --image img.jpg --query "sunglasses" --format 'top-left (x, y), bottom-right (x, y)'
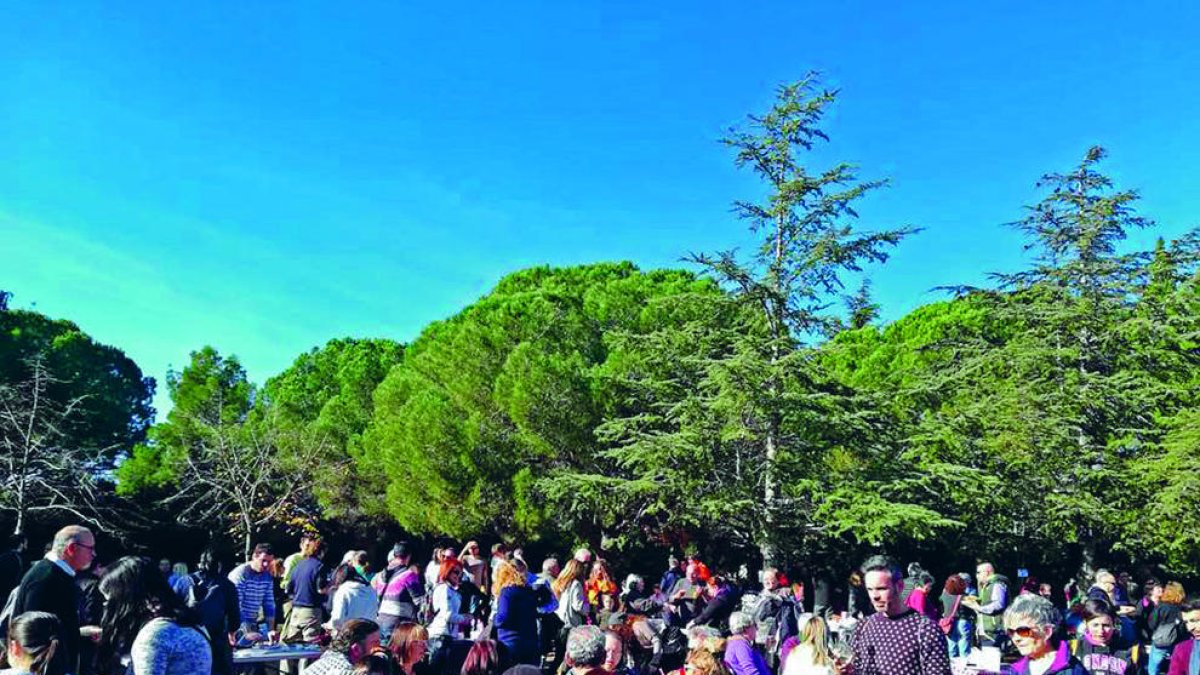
top-left (1005, 626), bottom-right (1041, 638)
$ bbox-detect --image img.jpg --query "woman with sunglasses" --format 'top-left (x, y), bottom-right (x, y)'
top-left (1004, 594), bottom-right (1087, 675)
top-left (1071, 599), bottom-right (1137, 675)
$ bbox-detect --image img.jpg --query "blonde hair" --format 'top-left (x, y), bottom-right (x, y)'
top-left (1162, 581), bottom-right (1187, 605)
top-left (552, 559), bottom-right (587, 597)
top-left (492, 561), bottom-right (526, 596)
top-left (797, 615), bottom-right (833, 667)
top-left (685, 638), bottom-right (729, 675)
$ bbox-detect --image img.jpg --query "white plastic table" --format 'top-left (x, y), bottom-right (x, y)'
top-left (234, 645), bottom-right (324, 674)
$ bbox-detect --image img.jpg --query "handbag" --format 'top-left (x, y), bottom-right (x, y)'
top-left (938, 594), bottom-right (962, 634)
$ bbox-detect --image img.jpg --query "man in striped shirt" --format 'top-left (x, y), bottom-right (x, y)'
top-left (228, 542), bottom-right (278, 641)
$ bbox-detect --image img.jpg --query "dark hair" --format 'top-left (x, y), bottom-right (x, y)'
top-left (330, 619), bottom-right (380, 655)
top-left (944, 575), bottom-right (967, 595)
top-left (99, 556), bottom-right (200, 669)
top-left (355, 654), bottom-right (391, 675)
top-left (1181, 599), bottom-right (1200, 614)
top-left (461, 640), bottom-right (502, 675)
top-left (0, 611), bottom-right (60, 675)
top-left (197, 548), bottom-right (221, 576)
top-left (1082, 598), bottom-right (1116, 622)
top-left (918, 572), bottom-right (935, 588)
top-left (861, 556), bottom-right (902, 584)
top-left (253, 543), bottom-right (272, 556)
top-left (330, 562), bottom-right (367, 594)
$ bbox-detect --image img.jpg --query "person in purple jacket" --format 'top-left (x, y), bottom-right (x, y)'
top-left (1003, 594), bottom-right (1086, 675)
top-left (1166, 600), bottom-right (1200, 675)
top-left (724, 611), bottom-right (771, 675)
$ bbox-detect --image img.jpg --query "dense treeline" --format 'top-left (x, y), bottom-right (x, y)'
top-left (3, 77), bottom-right (1198, 579)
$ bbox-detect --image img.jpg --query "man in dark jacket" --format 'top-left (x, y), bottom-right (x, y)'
top-left (75, 562), bottom-right (106, 675)
top-left (12, 525), bottom-right (96, 675)
top-left (187, 548), bottom-right (241, 675)
top-left (690, 576), bottom-right (739, 628)
top-left (0, 533), bottom-right (28, 605)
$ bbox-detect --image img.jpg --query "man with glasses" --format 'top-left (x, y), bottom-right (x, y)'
top-left (11, 525), bottom-right (97, 675)
top-left (849, 555), bottom-right (950, 675)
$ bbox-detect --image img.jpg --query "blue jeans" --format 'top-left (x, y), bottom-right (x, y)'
top-left (947, 620), bottom-right (972, 658)
top-left (1146, 645), bottom-right (1171, 675)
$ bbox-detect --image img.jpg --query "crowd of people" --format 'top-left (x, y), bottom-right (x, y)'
top-left (2, 527), bottom-right (1200, 675)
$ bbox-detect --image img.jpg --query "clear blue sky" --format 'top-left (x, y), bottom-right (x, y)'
top-left (3, 1), bottom-right (1198, 416)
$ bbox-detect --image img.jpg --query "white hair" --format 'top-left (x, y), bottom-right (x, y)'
top-left (729, 611), bottom-right (754, 635)
top-left (1004, 593), bottom-right (1060, 630)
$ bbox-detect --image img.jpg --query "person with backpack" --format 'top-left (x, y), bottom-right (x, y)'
top-left (185, 549), bottom-right (240, 675)
top-left (1071, 599), bottom-right (1138, 675)
top-left (372, 542), bottom-right (424, 645)
top-left (0, 535), bottom-right (27, 614)
top-left (1148, 582), bottom-right (1188, 675)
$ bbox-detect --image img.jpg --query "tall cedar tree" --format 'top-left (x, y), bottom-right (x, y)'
top-left (547, 76), bottom-right (932, 567)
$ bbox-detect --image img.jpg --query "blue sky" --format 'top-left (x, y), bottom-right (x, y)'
top-left (3, 1), bottom-right (1198, 416)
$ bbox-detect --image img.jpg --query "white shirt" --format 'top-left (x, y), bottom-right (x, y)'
top-left (44, 552), bottom-right (76, 578)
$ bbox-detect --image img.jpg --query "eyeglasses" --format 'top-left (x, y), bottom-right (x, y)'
top-left (75, 542), bottom-right (96, 553)
top-left (1005, 626), bottom-right (1040, 638)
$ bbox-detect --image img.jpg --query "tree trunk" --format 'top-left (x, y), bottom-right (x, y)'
top-left (243, 518), bottom-right (253, 560)
top-left (761, 426), bottom-right (778, 569)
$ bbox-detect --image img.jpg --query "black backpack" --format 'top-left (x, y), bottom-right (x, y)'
top-left (1152, 615), bottom-right (1187, 649)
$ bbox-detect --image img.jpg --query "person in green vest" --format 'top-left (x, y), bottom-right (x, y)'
top-left (962, 561), bottom-right (1010, 649)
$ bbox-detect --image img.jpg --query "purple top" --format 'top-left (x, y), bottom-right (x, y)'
top-left (849, 609), bottom-right (950, 675)
top-left (1007, 641), bottom-right (1087, 675)
top-left (373, 566), bottom-right (424, 617)
top-left (1167, 638), bottom-right (1198, 675)
top-left (724, 636), bottom-right (771, 675)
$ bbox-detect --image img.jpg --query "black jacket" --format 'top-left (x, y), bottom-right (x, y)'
top-left (14, 559), bottom-right (81, 675)
top-left (692, 585), bottom-right (740, 628)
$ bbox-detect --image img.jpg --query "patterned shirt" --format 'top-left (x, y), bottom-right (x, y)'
top-left (227, 563), bottom-right (276, 625)
top-left (850, 609), bottom-right (950, 675)
top-left (130, 618), bottom-right (213, 675)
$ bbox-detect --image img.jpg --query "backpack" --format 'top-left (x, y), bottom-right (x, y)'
top-left (0, 585), bottom-right (18, 641)
top-left (1152, 615), bottom-right (1186, 649)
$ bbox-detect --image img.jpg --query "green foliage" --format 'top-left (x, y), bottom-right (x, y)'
top-left (117, 346), bottom-right (252, 494)
top-left (262, 338), bottom-right (404, 517)
top-left (0, 309), bottom-right (155, 455)
top-left (359, 262), bottom-right (713, 542)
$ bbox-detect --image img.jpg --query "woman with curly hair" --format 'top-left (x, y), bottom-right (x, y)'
top-left (98, 556), bottom-right (211, 675)
top-left (493, 562), bottom-right (538, 667)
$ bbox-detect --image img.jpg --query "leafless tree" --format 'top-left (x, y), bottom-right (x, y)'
top-left (0, 356), bottom-right (126, 535)
top-left (162, 406), bottom-right (336, 557)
